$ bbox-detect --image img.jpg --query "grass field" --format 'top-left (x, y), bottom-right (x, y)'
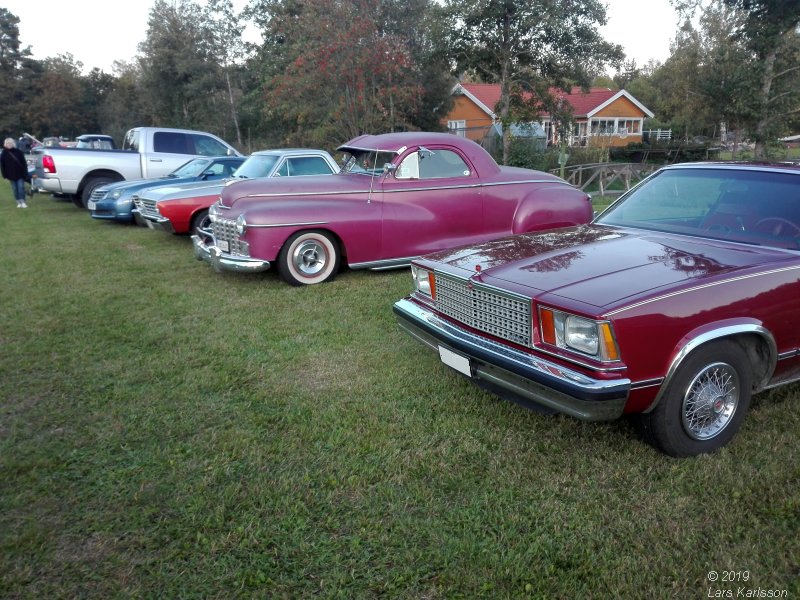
top-left (1, 189), bottom-right (798, 599)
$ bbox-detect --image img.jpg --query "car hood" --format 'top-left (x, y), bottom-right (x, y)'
top-left (426, 225), bottom-right (794, 310)
top-left (98, 176), bottom-right (174, 194)
top-left (140, 179), bottom-right (231, 201)
top-left (220, 173), bottom-right (371, 208)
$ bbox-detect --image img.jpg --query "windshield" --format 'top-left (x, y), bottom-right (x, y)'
top-left (340, 150), bottom-right (397, 175)
top-left (233, 155), bottom-right (280, 179)
top-left (170, 158), bottom-right (212, 178)
top-left (597, 168), bottom-right (800, 250)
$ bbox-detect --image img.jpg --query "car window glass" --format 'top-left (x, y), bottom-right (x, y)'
top-left (123, 130), bottom-right (140, 152)
top-left (286, 156), bottom-right (335, 176)
top-left (420, 149), bottom-right (471, 179)
top-left (396, 153), bottom-right (420, 179)
top-left (598, 169), bottom-right (800, 249)
top-left (396, 149), bottom-right (470, 180)
top-left (235, 155), bottom-right (279, 178)
top-left (153, 132), bottom-right (190, 154)
top-left (172, 158), bottom-right (208, 177)
top-left (191, 134), bottom-right (229, 157)
top-left (206, 163), bottom-right (226, 176)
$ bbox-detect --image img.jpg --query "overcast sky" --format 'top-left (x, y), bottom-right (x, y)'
top-left (4, 0), bottom-right (680, 74)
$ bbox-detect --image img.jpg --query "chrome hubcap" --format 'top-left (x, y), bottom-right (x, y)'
top-left (292, 240), bottom-right (327, 276)
top-left (682, 362), bottom-right (739, 440)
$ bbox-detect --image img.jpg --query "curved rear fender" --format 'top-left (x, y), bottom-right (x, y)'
top-left (511, 185), bottom-right (592, 234)
top-left (644, 319), bottom-right (777, 413)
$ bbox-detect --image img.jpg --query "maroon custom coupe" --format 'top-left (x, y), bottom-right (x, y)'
top-left (394, 162), bottom-right (800, 456)
top-left (192, 132), bottom-right (592, 285)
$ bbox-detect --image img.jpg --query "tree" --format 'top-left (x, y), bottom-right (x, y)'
top-left (0, 7), bottom-right (31, 134)
top-left (445, 0), bottom-right (623, 164)
top-left (23, 55), bottom-right (95, 138)
top-left (138, 0), bottom-right (220, 129)
top-left (204, 0), bottom-right (251, 146)
top-left (253, 0), bottom-right (431, 147)
top-left (673, 0), bottom-right (800, 156)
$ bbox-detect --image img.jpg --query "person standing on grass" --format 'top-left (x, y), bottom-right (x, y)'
top-left (1, 137), bottom-right (29, 208)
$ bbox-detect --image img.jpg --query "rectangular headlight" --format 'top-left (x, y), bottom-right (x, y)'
top-left (538, 307), bottom-right (620, 362)
top-left (411, 265), bottom-right (435, 298)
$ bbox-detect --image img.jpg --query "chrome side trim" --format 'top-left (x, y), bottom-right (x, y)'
top-left (630, 378), bottom-right (664, 390)
top-left (247, 221), bottom-right (328, 229)
top-left (238, 178), bottom-right (563, 200)
top-left (349, 256), bottom-right (417, 271)
top-left (393, 298), bottom-right (630, 421)
top-left (605, 264), bottom-right (800, 317)
top-left (644, 324), bottom-right (777, 413)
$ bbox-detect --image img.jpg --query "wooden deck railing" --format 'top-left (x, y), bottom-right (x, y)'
top-left (551, 163), bottom-right (660, 196)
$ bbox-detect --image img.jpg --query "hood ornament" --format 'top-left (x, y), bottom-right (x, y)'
top-left (475, 264), bottom-right (482, 273)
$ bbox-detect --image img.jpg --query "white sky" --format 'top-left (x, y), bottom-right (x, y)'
top-left (4, 0), bottom-right (680, 74)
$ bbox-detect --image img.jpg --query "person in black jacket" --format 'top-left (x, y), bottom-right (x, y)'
top-left (1, 137), bottom-right (29, 208)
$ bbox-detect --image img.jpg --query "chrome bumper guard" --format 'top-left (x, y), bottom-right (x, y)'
top-left (191, 234), bottom-right (271, 273)
top-left (393, 298), bottom-right (630, 421)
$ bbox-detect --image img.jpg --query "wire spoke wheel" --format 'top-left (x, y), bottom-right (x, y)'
top-left (681, 362), bottom-right (739, 440)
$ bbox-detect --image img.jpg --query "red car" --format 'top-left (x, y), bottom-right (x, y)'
top-left (192, 132), bottom-right (593, 285)
top-left (394, 163), bottom-right (800, 456)
top-left (134, 149), bottom-right (339, 236)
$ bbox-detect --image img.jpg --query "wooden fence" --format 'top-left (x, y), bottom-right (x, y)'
top-left (552, 163), bottom-right (660, 196)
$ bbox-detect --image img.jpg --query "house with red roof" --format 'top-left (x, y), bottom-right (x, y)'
top-left (446, 82), bottom-right (654, 147)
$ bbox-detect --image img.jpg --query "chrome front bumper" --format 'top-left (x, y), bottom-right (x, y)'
top-left (191, 234), bottom-right (271, 273)
top-left (393, 298), bottom-right (630, 421)
top-left (142, 215), bottom-right (175, 234)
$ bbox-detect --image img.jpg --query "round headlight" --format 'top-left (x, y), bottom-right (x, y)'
top-left (236, 214), bottom-right (247, 235)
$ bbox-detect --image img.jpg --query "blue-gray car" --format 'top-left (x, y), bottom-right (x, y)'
top-left (88, 156), bottom-right (246, 223)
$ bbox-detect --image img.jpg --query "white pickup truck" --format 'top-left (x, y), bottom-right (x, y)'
top-left (33, 127), bottom-right (242, 208)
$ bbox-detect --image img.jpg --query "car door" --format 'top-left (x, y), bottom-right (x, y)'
top-left (378, 146), bottom-right (483, 260)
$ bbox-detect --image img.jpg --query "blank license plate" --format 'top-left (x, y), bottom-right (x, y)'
top-left (87, 201), bottom-right (96, 210)
top-left (438, 346), bottom-right (471, 377)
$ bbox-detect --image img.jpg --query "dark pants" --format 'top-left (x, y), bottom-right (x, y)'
top-left (9, 178), bottom-right (26, 203)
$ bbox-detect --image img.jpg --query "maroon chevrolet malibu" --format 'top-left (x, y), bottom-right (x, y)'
top-left (395, 162), bottom-right (800, 456)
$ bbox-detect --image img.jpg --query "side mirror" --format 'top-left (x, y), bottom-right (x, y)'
top-left (383, 163), bottom-right (397, 175)
top-left (201, 170), bottom-right (215, 180)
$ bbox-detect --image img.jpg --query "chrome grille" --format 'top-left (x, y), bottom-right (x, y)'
top-left (435, 273), bottom-right (531, 347)
top-left (211, 218), bottom-right (249, 256)
top-left (90, 188), bottom-right (108, 201)
top-left (134, 196), bottom-right (160, 218)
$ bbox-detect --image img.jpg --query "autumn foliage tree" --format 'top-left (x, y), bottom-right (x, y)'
top-left (255, 0), bottom-right (432, 147)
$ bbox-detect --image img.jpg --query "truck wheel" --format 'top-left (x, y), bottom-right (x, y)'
top-left (78, 176), bottom-right (118, 209)
top-left (277, 230), bottom-right (340, 286)
top-left (637, 340), bottom-right (752, 457)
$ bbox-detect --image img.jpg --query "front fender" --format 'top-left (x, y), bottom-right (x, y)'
top-left (238, 198), bottom-right (381, 264)
top-left (645, 319), bottom-right (777, 413)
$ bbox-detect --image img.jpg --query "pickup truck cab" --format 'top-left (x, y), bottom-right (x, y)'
top-left (33, 127), bottom-right (241, 208)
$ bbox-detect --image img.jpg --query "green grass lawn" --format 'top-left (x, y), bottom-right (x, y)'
top-left (1, 190), bottom-right (798, 599)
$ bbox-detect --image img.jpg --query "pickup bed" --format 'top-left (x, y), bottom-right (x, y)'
top-left (33, 127), bottom-right (241, 208)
